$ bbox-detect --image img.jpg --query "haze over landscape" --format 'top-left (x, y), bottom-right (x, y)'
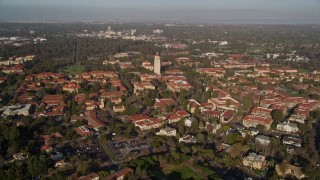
top-left (1, 0), bottom-right (320, 23)
top-left (2, 0), bottom-right (320, 179)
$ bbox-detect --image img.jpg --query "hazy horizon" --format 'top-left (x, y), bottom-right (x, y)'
top-left (1, 0), bottom-right (320, 24)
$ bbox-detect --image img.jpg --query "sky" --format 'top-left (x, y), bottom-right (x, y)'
top-left (0, 0), bottom-right (320, 24)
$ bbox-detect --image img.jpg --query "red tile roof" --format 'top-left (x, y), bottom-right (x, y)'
top-left (84, 111), bottom-right (104, 128)
top-left (154, 98), bottom-right (176, 107)
top-left (243, 115), bottom-right (272, 125)
top-left (105, 168), bottom-right (133, 180)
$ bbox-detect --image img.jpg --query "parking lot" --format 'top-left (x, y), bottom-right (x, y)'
top-left (109, 138), bottom-right (150, 161)
top-left (59, 140), bottom-right (109, 161)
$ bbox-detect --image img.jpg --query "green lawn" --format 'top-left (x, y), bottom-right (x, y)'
top-left (163, 164), bottom-right (203, 180)
top-left (62, 65), bottom-right (85, 75)
top-left (246, 47), bottom-right (265, 54)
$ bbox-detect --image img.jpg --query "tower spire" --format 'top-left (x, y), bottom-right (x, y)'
top-left (154, 52), bottom-right (161, 76)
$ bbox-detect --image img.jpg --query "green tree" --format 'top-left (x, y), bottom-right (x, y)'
top-left (35, 88), bottom-right (46, 99)
top-left (27, 156), bottom-right (47, 178)
top-left (229, 143), bottom-right (247, 159)
top-left (225, 132), bottom-right (243, 145)
top-left (243, 95), bottom-right (253, 111)
top-left (98, 171), bottom-right (109, 178)
top-left (77, 162), bottom-right (89, 176)
top-left (196, 132), bottom-right (205, 143)
top-left (271, 109), bottom-right (284, 124)
top-left (211, 90), bottom-right (219, 98)
top-left (191, 119), bottom-right (199, 131)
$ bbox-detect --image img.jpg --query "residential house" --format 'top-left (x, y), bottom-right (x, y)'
top-left (113, 105), bottom-right (126, 113)
top-left (275, 162), bottom-right (306, 180)
top-left (256, 77), bottom-right (277, 85)
top-left (164, 70), bottom-right (184, 75)
top-left (205, 122), bottom-right (221, 134)
top-left (55, 160), bottom-right (68, 168)
top-left (283, 97), bottom-right (307, 108)
top-left (75, 93), bottom-right (86, 104)
top-left (184, 118), bottom-right (193, 127)
top-left (13, 152), bottom-right (28, 161)
top-left (289, 100), bottom-right (320, 124)
top-left (79, 172), bottom-right (99, 180)
top-left (133, 82), bottom-right (155, 95)
top-left (0, 76), bottom-right (6, 83)
top-left (75, 126), bottom-right (94, 138)
top-left (201, 109), bottom-right (222, 119)
top-left (101, 91), bottom-right (124, 99)
top-left (142, 61), bottom-right (154, 71)
top-left (2, 64), bottom-right (24, 74)
top-left (276, 67), bottom-right (298, 74)
top-left (156, 127), bottom-right (177, 136)
top-left (205, 85), bottom-right (230, 97)
top-left (85, 100), bottom-right (97, 110)
top-left (221, 109), bottom-right (235, 123)
top-left (179, 134), bottom-right (196, 143)
top-left (105, 167), bottom-right (133, 180)
top-left (197, 68), bottom-right (226, 78)
top-left (41, 145), bottom-right (53, 153)
top-left (282, 136), bottom-right (302, 147)
top-left (243, 153), bottom-right (267, 170)
top-left (63, 83), bottom-right (80, 93)
top-left (255, 135), bottom-right (271, 146)
top-left (140, 74), bottom-right (157, 82)
top-left (187, 99), bottom-right (203, 113)
top-left (277, 122), bottom-right (299, 133)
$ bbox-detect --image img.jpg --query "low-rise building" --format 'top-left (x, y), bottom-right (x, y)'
top-left (55, 160), bottom-right (68, 168)
top-left (166, 80), bottom-right (193, 92)
top-left (127, 114), bottom-right (163, 130)
top-left (105, 167), bottom-right (133, 180)
top-left (85, 111), bottom-right (105, 130)
top-left (2, 65), bottom-right (24, 74)
top-left (187, 99), bottom-right (203, 113)
top-left (79, 172), bottom-right (99, 180)
top-left (277, 122), bottom-right (299, 133)
top-left (205, 122), bottom-right (221, 134)
top-left (255, 135), bottom-right (271, 146)
top-left (282, 136), bottom-right (302, 147)
top-left (113, 105), bottom-right (126, 113)
top-left (243, 153), bottom-right (267, 170)
top-left (154, 98), bottom-right (176, 108)
top-left (184, 118), bottom-right (193, 127)
top-left (163, 110), bottom-right (190, 123)
top-left (156, 127), bottom-right (176, 136)
top-left (63, 83), bottom-right (80, 93)
top-left (75, 126), bottom-right (94, 138)
top-left (179, 134), bottom-right (196, 143)
top-left (275, 162), bottom-right (306, 180)
top-left (251, 107), bottom-right (273, 118)
top-left (207, 97), bottom-right (240, 110)
top-left (142, 61), bottom-right (154, 71)
top-left (1, 104), bottom-right (34, 116)
top-left (133, 82), bottom-right (155, 94)
top-left (243, 114), bottom-right (273, 130)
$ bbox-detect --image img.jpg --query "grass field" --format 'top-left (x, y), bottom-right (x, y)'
top-left (62, 65), bottom-right (85, 75)
top-left (246, 47), bottom-right (265, 54)
top-left (163, 164), bottom-right (203, 180)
